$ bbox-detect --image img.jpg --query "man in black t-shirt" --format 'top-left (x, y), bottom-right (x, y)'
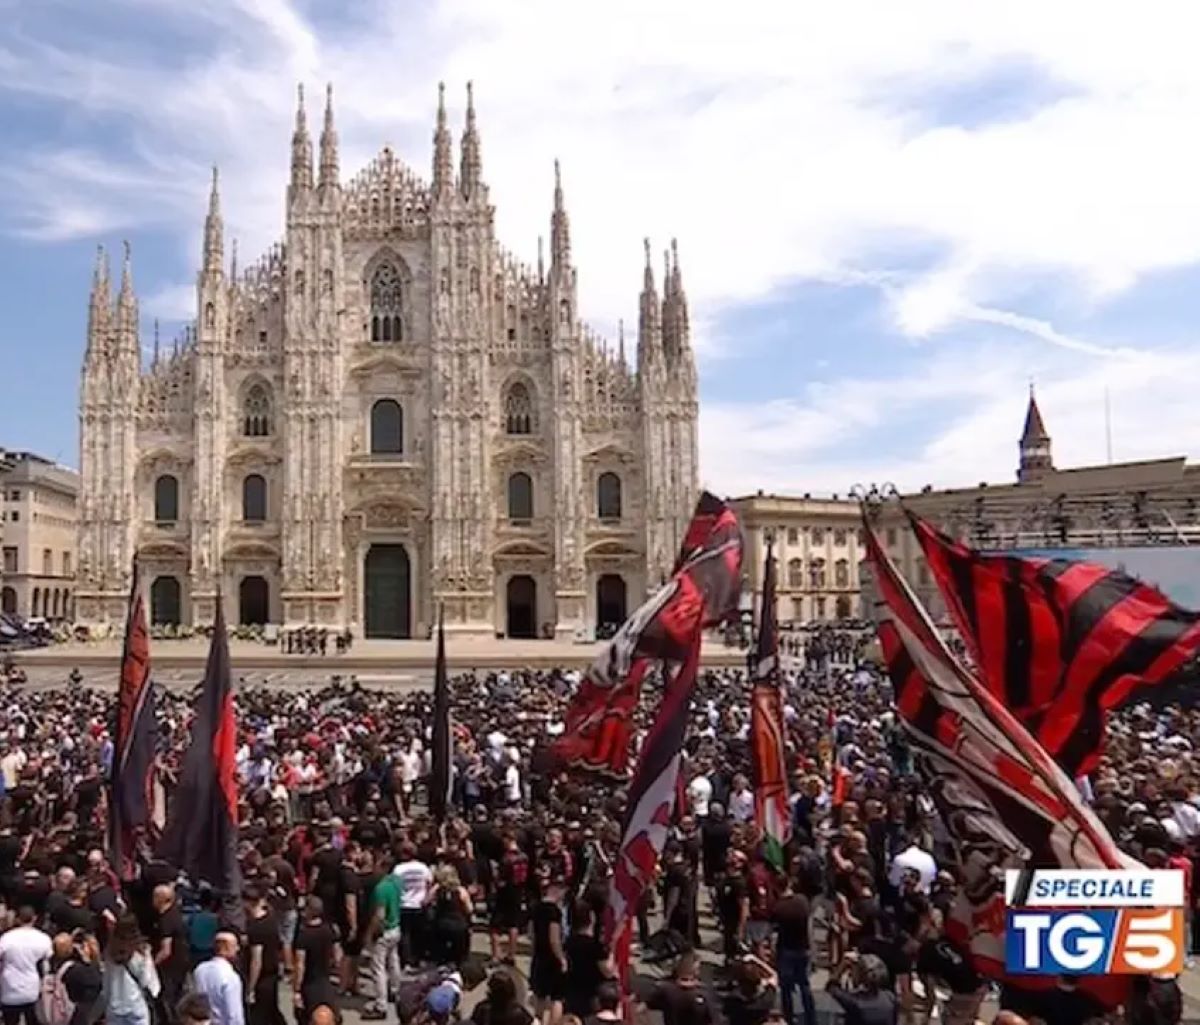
top-left (772, 875), bottom-right (816, 1025)
top-left (645, 953), bottom-right (712, 1025)
top-left (716, 850), bottom-right (749, 960)
top-left (293, 897), bottom-right (339, 1025)
top-left (244, 884), bottom-right (286, 1025)
top-left (49, 880), bottom-right (94, 935)
top-left (152, 883), bottom-right (191, 1021)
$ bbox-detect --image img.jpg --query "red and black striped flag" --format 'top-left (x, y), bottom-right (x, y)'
top-left (907, 510), bottom-right (1200, 777)
top-left (110, 559), bottom-right (158, 881)
top-left (554, 491), bottom-right (744, 777)
top-left (157, 596), bottom-right (242, 922)
top-left (865, 515), bottom-right (1135, 1009)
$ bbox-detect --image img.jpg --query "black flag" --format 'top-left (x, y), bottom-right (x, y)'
top-left (429, 605), bottom-right (451, 823)
top-left (157, 596), bottom-right (243, 925)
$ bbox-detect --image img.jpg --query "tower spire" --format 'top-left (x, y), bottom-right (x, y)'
top-left (153, 318), bottom-right (161, 366)
top-left (290, 83), bottom-right (313, 192)
top-left (537, 236), bottom-right (545, 283)
top-left (87, 244), bottom-right (111, 355)
top-left (319, 82), bottom-right (339, 189)
top-left (550, 159), bottom-right (571, 267)
top-left (459, 81), bottom-right (482, 198)
top-left (662, 238), bottom-right (690, 359)
top-left (638, 237), bottom-right (661, 368)
top-left (432, 81), bottom-right (454, 197)
top-left (116, 240), bottom-right (138, 355)
top-left (203, 166), bottom-right (224, 274)
top-left (618, 318), bottom-right (626, 366)
top-left (1018, 384), bottom-right (1054, 483)
top-left (230, 237), bottom-right (238, 281)
top-left (119, 239), bottom-right (134, 301)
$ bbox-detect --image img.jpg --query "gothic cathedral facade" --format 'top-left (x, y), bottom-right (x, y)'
top-left (75, 84), bottom-right (699, 639)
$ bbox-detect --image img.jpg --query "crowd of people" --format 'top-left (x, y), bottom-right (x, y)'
top-left (0, 648), bottom-right (1190, 1025)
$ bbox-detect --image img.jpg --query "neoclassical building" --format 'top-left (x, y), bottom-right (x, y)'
top-left (76, 84), bottom-right (699, 639)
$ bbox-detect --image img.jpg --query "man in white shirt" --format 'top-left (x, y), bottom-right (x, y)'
top-left (729, 774), bottom-right (754, 824)
top-left (0, 746), bottom-right (26, 791)
top-left (503, 753), bottom-right (522, 806)
top-left (393, 843), bottom-right (434, 970)
top-left (192, 932), bottom-right (244, 1025)
top-left (688, 773), bottom-right (713, 818)
top-left (888, 838), bottom-right (938, 894)
top-left (0, 906), bottom-right (52, 1022)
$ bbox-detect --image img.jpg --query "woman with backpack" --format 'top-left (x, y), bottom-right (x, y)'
top-left (100, 915), bottom-right (161, 1025)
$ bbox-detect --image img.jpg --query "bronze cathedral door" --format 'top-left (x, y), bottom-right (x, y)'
top-left (364, 544), bottom-right (411, 639)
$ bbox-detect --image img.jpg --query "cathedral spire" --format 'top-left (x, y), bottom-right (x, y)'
top-left (116, 240), bottom-right (138, 355)
top-left (119, 239), bottom-right (135, 304)
top-left (459, 81), bottom-right (483, 199)
top-left (86, 244), bottom-right (111, 356)
top-left (290, 83), bottom-right (313, 192)
top-left (432, 82), bottom-right (454, 198)
top-left (203, 166), bottom-right (223, 274)
top-left (638, 237), bottom-right (661, 368)
top-left (663, 238), bottom-right (690, 359)
top-left (230, 238), bottom-right (238, 281)
top-left (550, 159), bottom-right (571, 268)
top-left (153, 318), bottom-right (161, 366)
top-left (618, 318), bottom-right (626, 366)
top-left (537, 235), bottom-right (545, 283)
top-left (319, 82), bottom-right (339, 189)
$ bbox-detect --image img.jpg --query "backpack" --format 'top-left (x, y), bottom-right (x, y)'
top-left (37, 963), bottom-right (74, 1025)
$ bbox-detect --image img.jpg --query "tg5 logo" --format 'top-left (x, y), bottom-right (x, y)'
top-left (1006, 909), bottom-right (1184, 975)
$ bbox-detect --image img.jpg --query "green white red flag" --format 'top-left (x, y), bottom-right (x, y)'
top-left (750, 540), bottom-right (791, 869)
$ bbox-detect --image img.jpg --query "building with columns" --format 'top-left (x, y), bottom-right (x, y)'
top-left (75, 83), bottom-right (699, 639)
top-left (731, 492), bottom-right (864, 625)
top-left (0, 451), bottom-right (79, 622)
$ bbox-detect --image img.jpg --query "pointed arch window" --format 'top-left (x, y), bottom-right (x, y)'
top-left (504, 382), bottom-right (533, 435)
top-left (243, 474), bottom-right (267, 523)
top-left (154, 475), bottom-right (179, 523)
top-left (507, 472), bottom-right (533, 521)
top-left (243, 383), bottom-right (271, 437)
top-left (369, 261), bottom-right (404, 343)
top-left (371, 399), bottom-right (403, 454)
top-left (597, 472), bottom-right (622, 520)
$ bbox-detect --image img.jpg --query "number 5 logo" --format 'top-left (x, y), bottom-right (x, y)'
top-left (1118, 910), bottom-right (1183, 974)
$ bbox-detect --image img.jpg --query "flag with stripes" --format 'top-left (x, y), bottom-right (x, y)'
top-left (750, 540), bottom-right (790, 870)
top-left (109, 559), bottom-right (158, 881)
top-left (907, 510), bottom-right (1200, 777)
top-left (554, 492), bottom-right (744, 776)
top-left (865, 515), bottom-right (1136, 1007)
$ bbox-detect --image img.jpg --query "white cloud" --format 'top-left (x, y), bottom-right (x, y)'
top-left (6, 0), bottom-right (1200, 490)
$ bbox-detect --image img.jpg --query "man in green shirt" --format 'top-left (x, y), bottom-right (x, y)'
top-left (363, 862), bottom-right (402, 1020)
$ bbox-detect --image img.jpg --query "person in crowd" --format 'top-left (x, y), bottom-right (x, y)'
top-left (470, 971), bottom-right (533, 1025)
top-left (191, 932), bottom-right (243, 1025)
top-left (827, 952), bottom-right (897, 1025)
top-left (643, 951), bottom-right (711, 1025)
top-left (393, 844), bottom-right (432, 972)
top-left (292, 898), bottom-right (338, 1025)
top-left (528, 876), bottom-right (568, 1025)
top-left (150, 883), bottom-right (189, 1020)
top-left (60, 931), bottom-right (103, 1025)
top-left (243, 885), bottom-right (285, 1025)
top-left (101, 914), bottom-right (161, 1025)
top-left (561, 902), bottom-right (612, 1021)
top-left (176, 993), bottom-right (213, 1025)
top-left (426, 866), bottom-right (472, 968)
top-left (0, 906), bottom-right (52, 1025)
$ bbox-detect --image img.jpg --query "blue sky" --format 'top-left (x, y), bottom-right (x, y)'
top-left (4, 0), bottom-right (1200, 495)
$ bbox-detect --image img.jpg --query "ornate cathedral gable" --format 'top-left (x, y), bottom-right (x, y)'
top-left (493, 538), bottom-right (552, 559)
top-left (223, 541), bottom-right (281, 562)
top-left (584, 538), bottom-right (640, 558)
top-left (138, 540), bottom-right (189, 560)
top-left (347, 352), bottom-right (423, 380)
top-left (492, 440), bottom-right (547, 466)
top-left (139, 448), bottom-right (190, 476)
top-left (583, 442), bottom-right (637, 465)
top-left (361, 502), bottom-right (413, 530)
top-left (344, 147), bottom-right (431, 237)
top-left (226, 445), bottom-right (281, 469)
